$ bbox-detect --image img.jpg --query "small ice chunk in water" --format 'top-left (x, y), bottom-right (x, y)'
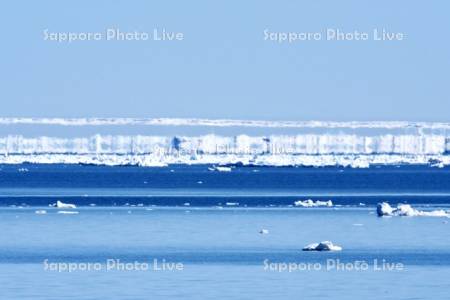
top-left (302, 241), bottom-right (342, 251)
top-left (35, 210), bottom-right (47, 214)
top-left (377, 202), bottom-right (394, 216)
top-left (54, 200), bottom-right (76, 209)
top-left (294, 199), bottom-right (333, 207)
top-left (259, 229), bottom-right (269, 234)
top-left (209, 166), bottom-right (232, 172)
top-left (215, 166), bottom-right (232, 172)
top-left (57, 211), bottom-right (79, 214)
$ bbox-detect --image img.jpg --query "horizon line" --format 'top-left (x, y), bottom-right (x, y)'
top-left (0, 117), bottom-right (449, 129)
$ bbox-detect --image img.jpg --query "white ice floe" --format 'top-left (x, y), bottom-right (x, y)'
top-left (35, 210), bottom-right (47, 214)
top-left (259, 229), bottom-right (269, 234)
top-left (302, 241), bottom-right (342, 251)
top-left (376, 202), bottom-right (394, 216)
top-left (57, 211), bottom-right (79, 214)
top-left (54, 200), bottom-right (77, 209)
top-left (225, 202), bottom-right (239, 206)
top-left (294, 199), bottom-right (333, 207)
top-left (376, 202), bottom-right (448, 217)
top-left (209, 166), bottom-right (232, 172)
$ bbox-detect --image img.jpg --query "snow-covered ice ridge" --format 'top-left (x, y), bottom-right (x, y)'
top-left (1, 133), bottom-right (450, 167)
top-left (2, 117), bottom-right (450, 129)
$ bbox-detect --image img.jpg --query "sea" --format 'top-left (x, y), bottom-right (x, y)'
top-left (1, 164), bottom-right (449, 299)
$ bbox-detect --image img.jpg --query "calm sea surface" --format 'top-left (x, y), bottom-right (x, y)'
top-left (1, 164), bottom-right (449, 299)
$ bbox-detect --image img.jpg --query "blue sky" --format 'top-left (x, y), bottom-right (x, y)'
top-left (1, 1), bottom-right (449, 121)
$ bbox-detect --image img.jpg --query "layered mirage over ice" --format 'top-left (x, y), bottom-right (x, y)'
top-left (0, 118), bottom-right (450, 167)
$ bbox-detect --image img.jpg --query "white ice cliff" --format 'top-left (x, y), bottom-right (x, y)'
top-left (1, 118), bottom-right (450, 167)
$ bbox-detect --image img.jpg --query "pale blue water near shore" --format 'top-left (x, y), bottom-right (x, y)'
top-left (1, 165), bottom-right (450, 299)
